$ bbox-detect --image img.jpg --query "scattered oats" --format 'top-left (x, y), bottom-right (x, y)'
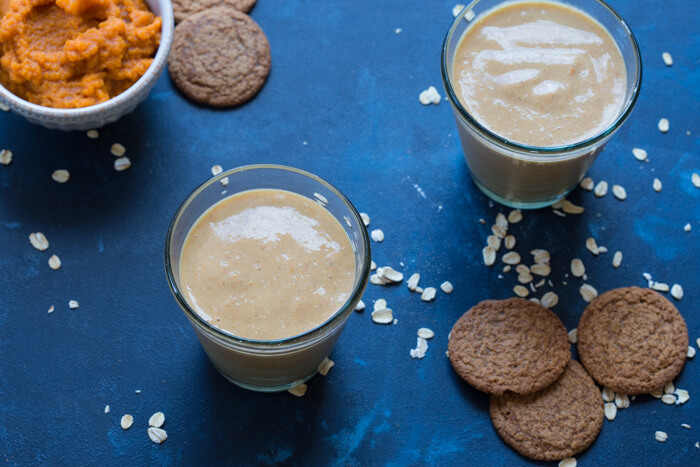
top-left (552, 199), bottom-right (565, 209)
top-left (662, 52), bottom-right (673, 66)
top-left (586, 238), bottom-right (600, 255)
top-left (47, 305), bottom-right (54, 314)
top-left (491, 224), bottom-right (507, 239)
top-left (317, 358), bottom-right (335, 376)
top-left (541, 292), bottom-right (559, 309)
top-left (615, 393), bottom-right (630, 409)
top-left (594, 180), bottom-right (608, 197)
top-left (670, 284), bottom-right (683, 300)
top-left (571, 259), bottom-right (586, 277)
top-left (0, 101), bottom-right (8, 112)
top-left (664, 381), bottom-right (675, 395)
top-left (535, 279), bottom-right (546, 288)
top-left (371, 308), bottom-right (394, 324)
top-left (68, 300), bottom-right (79, 309)
top-left (452, 4), bottom-right (465, 17)
top-left (661, 394), bottom-right (676, 405)
top-left (464, 8), bottom-right (475, 20)
top-left (513, 285), bottom-right (529, 298)
top-left (147, 427), bottom-right (167, 444)
top-left (597, 246), bottom-right (608, 253)
top-left (29, 232), bottom-right (49, 251)
top-left (418, 328), bottom-right (435, 339)
top-left (440, 281), bottom-right (454, 294)
top-left (354, 300), bottom-right (365, 312)
top-left (407, 273), bottom-right (421, 292)
top-left (611, 251), bottom-right (623, 268)
top-left (552, 209), bottom-right (566, 218)
top-left (219, 176), bottom-right (229, 186)
top-left (120, 414), bottom-right (134, 430)
top-left (288, 383), bottom-right (307, 397)
top-left (684, 223), bottom-right (691, 232)
top-left (313, 193), bottom-right (329, 205)
top-left (495, 212), bottom-right (508, 228)
top-left (655, 431), bottom-right (668, 443)
top-left (374, 299), bottom-right (387, 311)
top-left (567, 328), bottom-right (577, 344)
top-left (562, 200), bottom-right (585, 214)
top-left (693, 173), bottom-right (700, 188)
top-left (604, 402), bottom-right (617, 421)
top-left (697, 337), bottom-right (700, 349)
top-left (487, 235), bottom-right (502, 251)
top-left (681, 423), bottom-right (690, 429)
top-left (370, 229), bottom-right (384, 242)
top-left (110, 143), bottom-right (126, 157)
top-left (675, 389), bottom-right (689, 405)
top-left (211, 165), bottom-right (223, 176)
top-left (507, 210), bottom-right (523, 224)
top-left (503, 265), bottom-right (512, 273)
top-left (149, 412), bottom-right (165, 428)
top-left (580, 177), bottom-right (594, 191)
top-left (530, 263), bottom-right (551, 277)
top-left (0, 149), bottom-right (13, 165)
top-left (369, 272), bottom-right (386, 284)
top-left (135, 389), bottom-right (141, 394)
top-left (415, 286), bottom-right (424, 294)
top-left (410, 337), bottom-right (429, 359)
top-left (379, 266), bottom-right (404, 283)
top-left (529, 298), bottom-right (541, 305)
top-left (650, 388), bottom-right (663, 398)
top-left (651, 282), bottom-right (670, 292)
top-left (86, 129), bottom-right (99, 139)
top-left (653, 178), bottom-right (662, 192)
top-left (612, 184), bottom-right (627, 200)
top-left (478, 218), bottom-right (486, 224)
top-left (559, 458), bottom-right (577, 467)
top-left (371, 261), bottom-right (377, 270)
top-left (104, 405), bottom-right (110, 414)
top-left (658, 118), bottom-right (669, 133)
top-left (504, 235), bottom-right (516, 250)
top-left (516, 265), bottom-right (530, 275)
top-left (580, 284), bottom-right (598, 302)
top-left (360, 212), bottom-right (370, 226)
top-left (48, 254), bottom-right (62, 270)
top-left (632, 148), bottom-right (648, 162)
top-left (531, 249), bottom-right (550, 264)
top-left (394, 28), bottom-right (402, 34)
top-left (518, 273), bottom-right (533, 284)
top-left (502, 251), bottom-right (521, 265)
top-left (482, 246), bottom-right (496, 266)
top-left (602, 387), bottom-right (615, 402)
top-left (114, 156), bottom-right (131, 172)
top-left (688, 346), bottom-right (696, 358)
top-left (51, 169), bottom-right (70, 183)
top-left (419, 86), bottom-right (441, 105)
top-left (421, 287), bottom-right (437, 302)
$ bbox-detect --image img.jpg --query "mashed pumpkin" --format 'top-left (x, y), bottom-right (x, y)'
top-left (0, 0), bottom-right (161, 108)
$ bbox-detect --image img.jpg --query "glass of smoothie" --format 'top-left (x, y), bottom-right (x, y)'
top-left (442, 0), bottom-right (642, 208)
top-left (165, 165), bottom-right (371, 392)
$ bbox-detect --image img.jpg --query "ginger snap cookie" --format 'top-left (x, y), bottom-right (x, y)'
top-left (168, 8), bottom-right (271, 107)
top-left (448, 298), bottom-right (570, 395)
top-left (490, 360), bottom-right (604, 461)
top-left (577, 287), bottom-right (688, 395)
top-left (173, 0), bottom-right (257, 23)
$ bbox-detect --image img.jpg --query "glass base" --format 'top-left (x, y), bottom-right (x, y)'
top-left (471, 176), bottom-right (568, 210)
top-left (213, 364), bottom-right (317, 393)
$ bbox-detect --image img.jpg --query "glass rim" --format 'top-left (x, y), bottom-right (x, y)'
top-left (164, 164), bottom-right (371, 349)
top-left (441, 0), bottom-right (643, 155)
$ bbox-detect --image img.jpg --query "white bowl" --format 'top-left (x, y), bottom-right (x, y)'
top-left (0, 0), bottom-right (173, 131)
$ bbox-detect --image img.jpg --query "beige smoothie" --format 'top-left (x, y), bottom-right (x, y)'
top-left (447, 0), bottom-right (630, 206)
top-left (179, 189), bottom-right (356, 341)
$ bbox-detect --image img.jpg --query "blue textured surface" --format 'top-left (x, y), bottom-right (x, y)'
top-left (1, 0), bottom-right (698, 465)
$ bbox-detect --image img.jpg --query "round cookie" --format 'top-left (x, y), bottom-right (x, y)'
top-left (490, 360), bottom-right (604, 461)
top-left (168, 8), bottom-right (271, 107)
top-left (577, 287), bottom-right (688, 395)
top-left (173, 0), bottom-right (257, 23)
top-left (448, 298), bottom-right (570, 395)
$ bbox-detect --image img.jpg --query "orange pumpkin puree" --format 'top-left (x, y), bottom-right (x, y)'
top-left (0, 0), bottom-right (161, 108)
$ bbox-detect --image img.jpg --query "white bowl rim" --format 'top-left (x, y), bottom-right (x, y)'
top-left (0, 0), bottom-right (173, 118)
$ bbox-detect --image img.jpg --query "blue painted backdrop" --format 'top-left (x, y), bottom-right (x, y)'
top-left (0, 0), bottom-right (698, 465)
